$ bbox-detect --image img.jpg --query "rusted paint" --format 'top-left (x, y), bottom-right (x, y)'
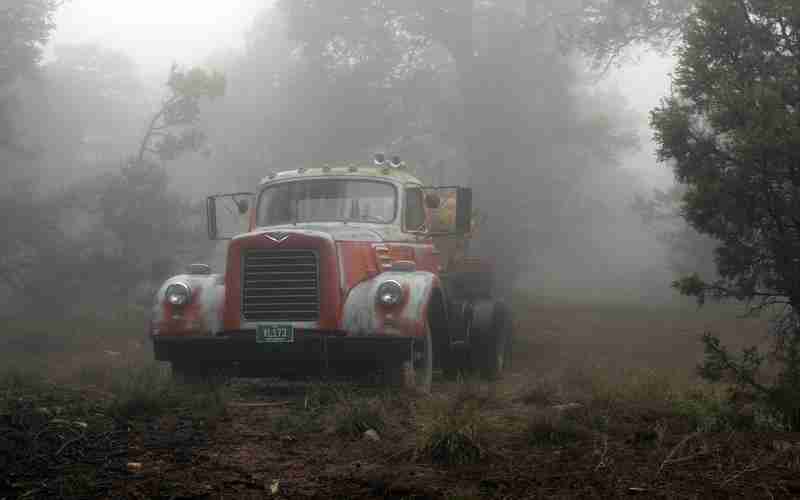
top-left (222, 228), bottom-right (341, 333)
top-left (150, 274), bottom-right (224, 337)
top-left (342, 271), bottom-right (441, 338)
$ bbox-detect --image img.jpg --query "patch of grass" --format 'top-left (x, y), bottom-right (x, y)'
top-left (669, 385), bottom-right (763, 432)
top-left (415, 395), bottom-right (488, 466)
top-left (303, 383), bottom-right (351, 411)
top-left (585, 367), bottom-right (681, 406)
top-left (107, 363), bottom-right (228, 422)
top-left (75, 361), bottom-right (115, 387)
top-left (273, 412), bottom-right (323, 435)
top-left (0, 365), bottom-right (48, 396)
top-left (527, 410), bottom-right (593, 447)
top-left (519, 378), bottom-right (561, 406)
top-left (333, 397), bottom-right (387, 437)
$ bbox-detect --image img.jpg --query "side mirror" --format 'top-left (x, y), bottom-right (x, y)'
top-left (207, 196), bottom-right (218, 240)
top-left (424, 186), bottom-right (472, 235)
top-left (424, 193), bottom-right (441, 209)
top-left (207, 192), bottom-right (254, 240)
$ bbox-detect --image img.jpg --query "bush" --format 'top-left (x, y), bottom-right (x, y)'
top-left (273, 411), bottom-right (323, 435)
top-left (415, 396), bottom-right (487, 466)
top-left (107, 363), bottom-right (227, 422)
top-left (333, 397), bottom-right (386, 437)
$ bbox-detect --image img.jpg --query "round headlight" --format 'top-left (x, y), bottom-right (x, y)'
top-left (376, 280), bottom-right (404, 306)
top-left (165, 283), bottom-right (191, 306)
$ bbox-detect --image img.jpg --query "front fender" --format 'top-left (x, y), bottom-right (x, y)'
top-left (342, 271), bottom-right (441, 338)
top-left (150, 274), bottom-right (225, 337)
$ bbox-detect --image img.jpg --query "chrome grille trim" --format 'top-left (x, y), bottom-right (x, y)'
top-left (242, 249), bottom-right (320, 322)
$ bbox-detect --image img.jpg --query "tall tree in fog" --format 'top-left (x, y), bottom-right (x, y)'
top-left (0, 0), bottom-right (57, 153)
top-left (233, 0), bottom-right (689, 286)
top-left (0, 0), bottom-right (56, 86)
top-left (652, 0), bottom-right (800, 429)
top-left (0, 0), bottom-right (58, 314)
top-left (97, 65), bottom-right (226, 301)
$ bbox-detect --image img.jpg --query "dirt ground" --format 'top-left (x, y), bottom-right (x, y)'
top-left (5, 299), bottom-right (800, 499)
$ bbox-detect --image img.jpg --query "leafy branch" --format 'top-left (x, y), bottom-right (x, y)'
top-left (136, 64), bottom-right (225, 165)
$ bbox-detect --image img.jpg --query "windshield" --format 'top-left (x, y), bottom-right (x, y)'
top-left (257, 179), bottom-right (397, 226)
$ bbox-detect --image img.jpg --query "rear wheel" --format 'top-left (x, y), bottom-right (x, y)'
top-left (472, 306), bottom-right (513, 380)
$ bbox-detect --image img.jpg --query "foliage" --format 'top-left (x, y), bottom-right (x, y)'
top-left (633, 184), bottom-right (719, 277)
top-left (651, 0), bottom-right (800, 429)
top-left (527, 411), bottom-right (591, 447)
top-left (107, 363), bottom-right (228, 422)
top-left (415, 395), bottom-right (488, 465)
top-left (333, 397), bottom-right (387, 437)
top-left (575, 0), bottom-right (693, 67)
top-left (0, 0), bottom-right (58, 86)
top-left (138, 64), bottom-right (225, 164)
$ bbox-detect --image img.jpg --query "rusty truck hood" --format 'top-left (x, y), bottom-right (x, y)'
top-left (247, 222), bottom-right (406, 243)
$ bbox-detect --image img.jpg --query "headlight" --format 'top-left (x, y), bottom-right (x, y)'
top-left (376, 280), bottom-right (404, 306)
top-left (165, 283), bottom-right (191, 306)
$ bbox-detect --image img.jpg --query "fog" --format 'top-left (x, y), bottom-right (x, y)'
top-left (1, 0), bottom-right (705, 319)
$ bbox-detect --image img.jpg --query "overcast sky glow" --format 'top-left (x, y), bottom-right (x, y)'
top-left (51, 0), bottom-right (269, 75)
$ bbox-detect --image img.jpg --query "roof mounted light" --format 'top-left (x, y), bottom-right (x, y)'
top-left (389, 155), bottom-right (403, 168)
top-left (373, 153), bottom-right (386, 166)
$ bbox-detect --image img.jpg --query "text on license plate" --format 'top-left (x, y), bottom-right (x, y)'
top-left (256, 324), bottom-right (294, 343)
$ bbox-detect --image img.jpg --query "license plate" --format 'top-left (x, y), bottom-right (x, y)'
top-left (256, 324), bottom-right (294, 343)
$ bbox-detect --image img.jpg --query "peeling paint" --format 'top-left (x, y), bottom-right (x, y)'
top-left (342, 271), bottom-right (440, 338)
top-left (151, 274), bottom-right (224, 337)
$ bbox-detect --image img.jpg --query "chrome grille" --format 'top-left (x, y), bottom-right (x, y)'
top-left (242, 249), bottom-right (320, 322)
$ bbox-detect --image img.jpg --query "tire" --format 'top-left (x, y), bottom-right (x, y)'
top-left (384, 324), bottom-right (433, 393)
top-left (441, 313), bottom-right (471, 380)
top-left (473, 306), bottom-right (513, 380)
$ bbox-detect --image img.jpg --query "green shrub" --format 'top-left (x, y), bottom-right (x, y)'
top-left (415, 397), bottom-right (487, 466)
top-left (333, 397), bottom-right (386, 437)
top-left (698, 331), bottom-right (800, 431)
top-left (106, 363), bottom-right (227, 421)
top-left (273, 411), bottom-right (323, 435)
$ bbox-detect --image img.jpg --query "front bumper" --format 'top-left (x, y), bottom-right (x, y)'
top-left (152, 330), bottom-right (413, 377)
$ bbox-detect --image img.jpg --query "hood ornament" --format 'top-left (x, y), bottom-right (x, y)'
top-left (265, 231), bottom-right (291, 243)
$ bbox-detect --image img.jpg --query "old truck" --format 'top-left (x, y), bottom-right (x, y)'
top-left (149, 155), bottom-right (512, 391)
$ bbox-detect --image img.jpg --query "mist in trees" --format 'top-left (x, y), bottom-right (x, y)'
top-left (1, 0), bottom-right (703, 320)
top-left (203, 0), bottom-right (693, 300)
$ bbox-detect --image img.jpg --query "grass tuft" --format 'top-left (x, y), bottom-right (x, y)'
top-left (107, 363), bottom-right (228, 422)
top-left (527, 410), bottom-right (593, 447)
top-left (415, 395), bottom-right (487, 466)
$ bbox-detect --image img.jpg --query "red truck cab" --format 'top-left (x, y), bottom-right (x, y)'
top-left (149, 156), bottom-right (511, 391)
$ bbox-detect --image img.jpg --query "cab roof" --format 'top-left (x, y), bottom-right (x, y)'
top-left (258, 163), bottom-right (424, 186)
